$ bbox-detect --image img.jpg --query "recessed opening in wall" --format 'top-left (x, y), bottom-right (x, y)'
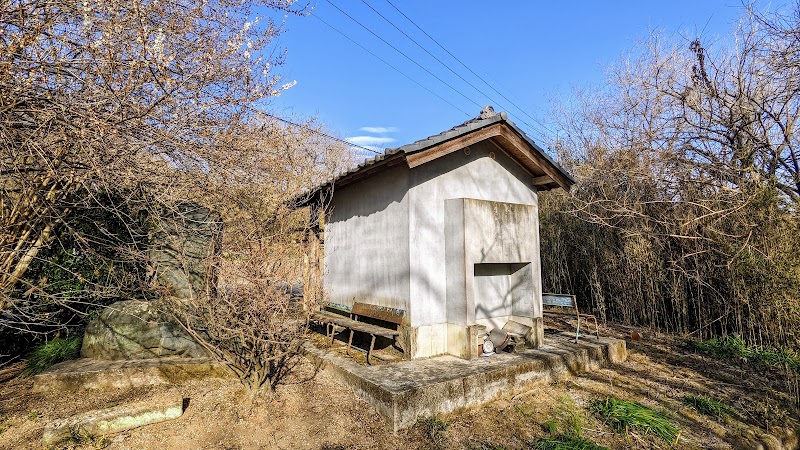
top-left (474, 262), bottom-right (528, 276)
top-left (473, 262), bottom-right (532, 320)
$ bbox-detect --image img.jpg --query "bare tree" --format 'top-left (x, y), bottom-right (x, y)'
top-left (544, 5), bottom-right (800, 351)
top-left (161, 118), bottom-right (350, 394)
top-left (0, 0), bottom-right (357, 394)
top-left (1, 0), bottom-right (307, 316)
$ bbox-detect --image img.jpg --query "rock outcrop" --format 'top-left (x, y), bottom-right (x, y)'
top-left (81, 300), bottom-right (208, 360)
top-left (148, 202), bottom-right (222, 301)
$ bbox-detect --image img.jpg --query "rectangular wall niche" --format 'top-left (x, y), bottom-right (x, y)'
top-left (473, 262), bottom-right (531, 320)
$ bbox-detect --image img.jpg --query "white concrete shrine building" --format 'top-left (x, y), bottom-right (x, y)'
top-left (299, 107), bottom-right (576, 360)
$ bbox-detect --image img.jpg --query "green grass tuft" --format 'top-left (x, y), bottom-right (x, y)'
top-left (416, 415), bottom-right (448, 449)
top-left (686, 335), bottom-right (800, 371)
top-left (55, 427), bottom-right (111, 449)
top-left (545, 419), bottom-right (558, 435)
top-left (589, 397), bottom-right (679, 443)
top-left (530, 435), bottom-right (609, 450)
top-left (682, 394), bottom-right (735, 419)
top-left (23, 336), bottom-right (82, 376)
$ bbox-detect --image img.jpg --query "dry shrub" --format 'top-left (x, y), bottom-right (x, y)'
top-left (0, 0), bottom-right (353, 391)
top-left (542, 6), bottom-right (800, 354)
top-left (159, 120), bottom-right (349, 394)
top-left (168, 247), bottom-right (307, 394)
top-left (0, 0), bottom-right (308, 323)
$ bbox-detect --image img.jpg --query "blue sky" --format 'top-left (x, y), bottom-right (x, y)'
top-left (265, 1), bottom-right (788, 158)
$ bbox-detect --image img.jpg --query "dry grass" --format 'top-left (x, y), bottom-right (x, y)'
top-left (0, 324), bottom-right (797, 449)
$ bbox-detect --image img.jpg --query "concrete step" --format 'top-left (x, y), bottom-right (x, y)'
top-left (42, 395), bottom-right (184, 445)
top-left (33, 357), bottom-right (231, 392)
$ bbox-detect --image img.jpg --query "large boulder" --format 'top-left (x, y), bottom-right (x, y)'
top-left (81, 300), bottom-right (208, 360)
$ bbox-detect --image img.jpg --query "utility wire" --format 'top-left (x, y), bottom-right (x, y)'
top-left (324, 0), bottom-right (482, 112)
top-left (359, 0), bottom-right (548, 138)
top-left (383, 0), bottom-right (558, 137)
top-left (262, 112), bottom-right (383, 155)
top-left (311, 13), bottom-right (471, 117)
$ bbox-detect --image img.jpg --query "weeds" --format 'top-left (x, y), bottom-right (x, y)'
top-left (553, 396), bottom-right (583, 438)
top-left (751, 397), bottom-right (793, 432)
top-left (686, 335), bottom-right (800, 371)
top-left (415, 415), bottom-right (448, 449)
top-left (682, 395), bottom-right (735, 419)
top-left (319, 445), bottom-right (346, 450)
top-left (589, 397), bottom-right (678, 443)
top-left (530, 435), bottom-right (608, 450)
top-left (23, 336), bottom-right (81, 376)
top-left (54, 428), bottom-right (111, 449)
top-left (27, 409), bottom-right (42, 420)
top-left (466, 442), bottom-right (507, 450)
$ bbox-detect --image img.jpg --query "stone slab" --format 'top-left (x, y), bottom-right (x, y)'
top-left (43, 395), bottom-right (184, 445)
top-left (303, 332), bottom-right (626, 431)
top-left (32, 357), bottom-right (231, 392)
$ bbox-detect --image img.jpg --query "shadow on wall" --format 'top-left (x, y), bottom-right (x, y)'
top-left (473, 262), bottom-right (532, 321)
top-left (326, 140), bottom-right (534, 224)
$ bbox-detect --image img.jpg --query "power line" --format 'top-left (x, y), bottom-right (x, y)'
top-left (358, 0), bottom-right (548, 138)
top-left (383, 0), bottom-right (558, 138)
top-left (311, 13), bottom-right (471, 118)
top-left (324, 0), bottom-right (483, 111)
top-left (261, 112), bottom-right (383, 155)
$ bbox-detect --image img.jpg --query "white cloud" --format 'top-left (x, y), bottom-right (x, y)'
top-left (345, 136), bottom-right (396, 147)
top-left (359, 126), bottom-right (398, 134)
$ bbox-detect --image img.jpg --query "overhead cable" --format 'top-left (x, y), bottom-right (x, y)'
top-left (262, 112), bottom-right (383, 155)
top-left (325, 0), bottom-right (482, 111)
top-left (359, 0), bottom-right (548, 138)
top-left (383, 0), bottom-right (558, 138)
top-left (311, 13), bottom-right (471, 117)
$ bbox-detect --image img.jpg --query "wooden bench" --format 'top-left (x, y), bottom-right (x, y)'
top-left (542, 293), bottom-right (599, 343)
top-left (311, 302), bottom-right (405, 365)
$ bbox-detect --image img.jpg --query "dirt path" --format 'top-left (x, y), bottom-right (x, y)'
top-left (0, 326), bottom-right (797, 449)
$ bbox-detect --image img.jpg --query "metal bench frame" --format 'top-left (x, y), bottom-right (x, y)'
top-left (542, 293), bottom-right (600, 343)
top-left (312, 302), bottom-right (405, 365)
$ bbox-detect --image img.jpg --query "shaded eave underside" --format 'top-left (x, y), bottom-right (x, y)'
top-left (297, 113), bottom-right (575, 207)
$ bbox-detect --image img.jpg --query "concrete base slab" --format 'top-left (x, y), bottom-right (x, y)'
top-left (32, 357), bottom-right (231, 392)
top-left (43, 395), bottom-right (184, 445)
top-left (303, 332), bottom-right (626, 431)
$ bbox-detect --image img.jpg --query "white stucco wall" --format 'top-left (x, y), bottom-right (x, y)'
top-left (407, 141), bottom-right (541, 328)
top-left (323, 164), bottom-right (411, 311)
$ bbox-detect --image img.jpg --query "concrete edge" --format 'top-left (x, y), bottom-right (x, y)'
top-left (32, 359), bottom-right (233, 393)
top-left (302, 337), bottom-right (626, 431)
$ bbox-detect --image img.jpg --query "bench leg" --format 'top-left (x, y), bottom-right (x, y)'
top-left (366, 334), bottom-right (376, 365)
top-left (346, 328), bottom-right (354, 355)
top-left (329, 323), bottom-right (336, 345)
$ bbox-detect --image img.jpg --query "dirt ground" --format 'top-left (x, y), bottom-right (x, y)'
top-left (0, 324), bottom-right (798, 450)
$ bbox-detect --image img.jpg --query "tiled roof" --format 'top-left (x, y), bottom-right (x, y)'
top-left (296, 107), bottom-right (575, 205)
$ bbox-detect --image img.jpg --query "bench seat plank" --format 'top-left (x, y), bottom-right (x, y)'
top-left (311, 302), bottom-right (406, 365)
top-left (311, 312), bottom-right (400, 338)
top-left (311, 310), bottom-right (348, 322)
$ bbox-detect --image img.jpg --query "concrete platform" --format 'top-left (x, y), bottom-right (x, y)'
top-left (33, 357), bottom-right (231, 392)
top-left (303, 333), bottom-right (626, 431)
